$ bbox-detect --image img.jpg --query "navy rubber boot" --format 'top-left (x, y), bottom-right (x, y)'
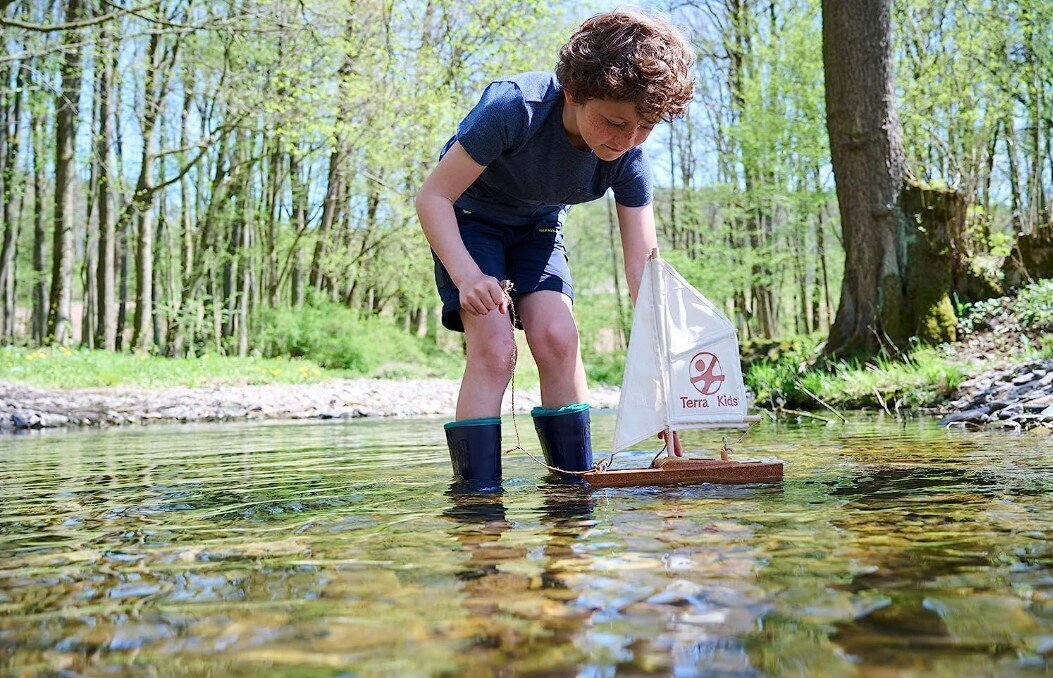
top-left (444, 417), bottom-right (502, 492)
top-left (531, 403), bottom-right (593, 477)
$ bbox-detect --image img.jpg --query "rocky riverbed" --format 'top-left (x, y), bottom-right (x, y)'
top-left (0, 379), bottom-right (621, 433)
top-left (939, 358), bottom-right (1053, 432)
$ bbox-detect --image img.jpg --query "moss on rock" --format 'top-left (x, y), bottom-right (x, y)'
top-left (898, 183), bottom-right (960, 345)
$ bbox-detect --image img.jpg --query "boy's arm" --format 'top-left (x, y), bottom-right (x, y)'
top-left (615, 201), bottom-right (659, 305)
top-left (415, 141), bottom-right (507, 316)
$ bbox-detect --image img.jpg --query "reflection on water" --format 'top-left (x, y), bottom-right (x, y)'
top-left (0, 415), bottom-right (1051, 674)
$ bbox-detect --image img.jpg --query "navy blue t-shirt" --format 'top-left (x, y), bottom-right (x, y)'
top-left (443, 72), bottom-right (653, 227)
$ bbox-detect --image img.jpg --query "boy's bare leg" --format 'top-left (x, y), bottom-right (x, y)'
top-left (456, 308), bottom-right (516, 420)
top-left (516, 291), bottom-right (589, 408)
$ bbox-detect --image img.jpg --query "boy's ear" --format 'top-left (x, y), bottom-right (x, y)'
top-left (563, 89), bottom-right (579, 106)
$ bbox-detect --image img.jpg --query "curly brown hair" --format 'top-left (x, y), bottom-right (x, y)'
top-left (556, 9), bottom-right (695, 124)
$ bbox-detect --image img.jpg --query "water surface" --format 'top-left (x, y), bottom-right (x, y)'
top-left (1, 413), bottom-right (1051, 675)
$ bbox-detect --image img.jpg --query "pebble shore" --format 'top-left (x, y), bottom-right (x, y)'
top-left (0, 379), bottom-right (621, 433)
top-left (939, 358), bottom-right (1053, 432)
top-left (3, 358), bottom-right (1050, 434)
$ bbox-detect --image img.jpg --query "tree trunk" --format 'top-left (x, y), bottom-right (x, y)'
top-left (131, 33), bottom-right (164, 352)
top-left (264, 138), bottom-right (281, 307)
top-left (210, 262), bottom-right (222, 352)
top-left (116, 222), bottom-right (129, 350)
top-left (792, 219), bottom-right (809, 335)
top-left (0, 60), bottom-right (25, 340)
top-left (606, 195), bottom-right (629, 348)
top-left (289, 153), bottom-right (308, 307)
top-left (1023, 12), bottom-right (1046, 233)
top-left (667, 121), bottom-right (679, 249)
top-left (95, 19), bottom-right (118, 350)
top-left (80, 219), bottom-right (97, 348)
top-left (309, 149), bottom-right (343, 292)
top-left (291, 245), bottom-right (304, 307)
top-left (81, 38), bottom-right (103, 349)
top-left (131, 205), bottom-right (155, 351)
top-left (166, 85), bottom-right (193, 357)
top-left (815, 197), bottom-right (832, 332)
top-left (46, 0), bottom-right (84, 346)
top-left (238, 175), bottom-right (252, 357)
top-left (31, 113), bottom-right (48, 344)
top-left (822, 0), bottom-right (925, 356)
top-left (1005, 106), bottom-right (1025, 235)
top-left (153, 185), bottom-right (167, 353)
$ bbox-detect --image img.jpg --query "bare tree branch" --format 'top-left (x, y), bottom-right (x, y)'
top-left (1, 1), bottom-right (161, 32)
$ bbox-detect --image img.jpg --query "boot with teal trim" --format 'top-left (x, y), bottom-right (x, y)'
top-left (531, 403), bottom-right (593, 477)
top-left (444, 417), bottom-right (502, 491)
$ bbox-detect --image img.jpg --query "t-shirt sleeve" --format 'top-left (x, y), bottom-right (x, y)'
top-left (455, 81), bottom-right (529, 166)
top-left (610, 148), bottom-right (653, 207)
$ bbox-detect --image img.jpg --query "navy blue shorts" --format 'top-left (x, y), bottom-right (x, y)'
top-left (434, 207), bottom-right (573, 332)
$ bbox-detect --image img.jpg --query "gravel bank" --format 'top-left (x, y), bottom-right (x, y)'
top-left (5, 358), bottom-right (1050, 434)
top-left (0, 379), bottom-right (621, 433)
top-left (940, 358), bottom-right (1053, 431)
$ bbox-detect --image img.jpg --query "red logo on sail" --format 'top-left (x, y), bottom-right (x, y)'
top-left (689, 352), bottom-right (725, 395)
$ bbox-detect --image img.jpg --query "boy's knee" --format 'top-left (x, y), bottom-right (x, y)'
top-left (530, 319), bottom-right (580, 366)
top-left (468, 333), bottom-right (517, 379)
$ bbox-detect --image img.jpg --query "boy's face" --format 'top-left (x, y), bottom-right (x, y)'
top-left (563, 92), bottom-right (656, 162)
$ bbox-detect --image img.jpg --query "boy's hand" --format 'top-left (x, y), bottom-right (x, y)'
top-left (457, 272), bottom-right (508, 316)
top-left (657, 430), bottom-right (684, 457)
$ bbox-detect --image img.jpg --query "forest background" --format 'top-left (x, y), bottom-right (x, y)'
top-left (0, 0), bottom-right (1050, 388)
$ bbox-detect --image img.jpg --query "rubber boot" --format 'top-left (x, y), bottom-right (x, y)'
top-left (531, 403), bottom-right (593, 478)
top-left (444, 417), bottom-right (502, 492)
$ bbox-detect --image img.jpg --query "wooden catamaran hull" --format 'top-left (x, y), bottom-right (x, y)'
top-left (582, 457), bottom-right (783, 487)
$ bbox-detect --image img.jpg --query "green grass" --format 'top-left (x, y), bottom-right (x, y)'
top-left (0, 302), bottom-right (466, 389)
top-left (0, 346), bottom-right (341, 389)
top-left (746, 344), bottom-right (973, 411)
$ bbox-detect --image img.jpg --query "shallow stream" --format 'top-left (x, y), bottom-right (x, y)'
top-left (1, 414), bottom-right (1051, 674)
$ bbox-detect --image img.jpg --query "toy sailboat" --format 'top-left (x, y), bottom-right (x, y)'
top-left (582, 249), bottom-right (783, 488)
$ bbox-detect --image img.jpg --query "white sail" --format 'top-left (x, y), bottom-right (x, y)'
top-left (611, 255), bottom-right (751, 453)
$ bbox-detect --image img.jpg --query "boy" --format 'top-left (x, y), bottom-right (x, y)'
top-left (416, 9), bottom-right (695, 488)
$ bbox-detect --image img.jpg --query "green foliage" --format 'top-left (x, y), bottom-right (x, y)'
top-left (1014, 278), bottom-right (1053, 330)
top-left (988, 232), bottom-right (1015, 259)
top-left (583, 350), bottom-right (624, 386)
top-left (746, 341), bottom-right (970, 410)
top-left (958, 278), bottom-right (1053, 336)
top-left (6, 0), bottom-right (1050, 376)
top-left (252, 302), bottom-right (460, 377)
top-left (576, 288), bottom-right (630, 386)
top-left (740, 334), bottom-right (824, 369)
top-left (894, 1), bottom-right (1052, 245)
top-left (1039, 334), bottom-right (1053, 359)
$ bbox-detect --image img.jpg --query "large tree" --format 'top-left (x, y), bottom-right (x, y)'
top-left (821, 0), bottom-right (957, 357)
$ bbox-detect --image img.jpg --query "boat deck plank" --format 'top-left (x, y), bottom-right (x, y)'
top-left (583, 457), bottom-right (783, 487)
